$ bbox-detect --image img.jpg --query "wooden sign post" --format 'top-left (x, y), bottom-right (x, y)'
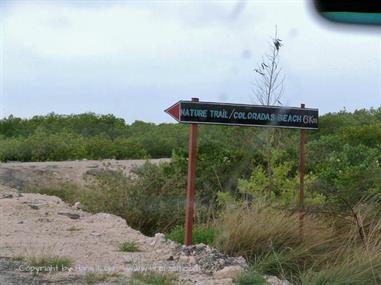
top-left (165, 100), bottom-right (318, 245)
top-left (299, 103), bottom-right (305, 237)
top-left (184, 98), bottom-right (199, 246)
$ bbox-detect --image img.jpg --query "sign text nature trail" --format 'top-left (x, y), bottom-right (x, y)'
top-left (165, 100), bottom-right (318, 129)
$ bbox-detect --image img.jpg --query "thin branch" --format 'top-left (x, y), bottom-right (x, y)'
top-left (251, 26), bottom-right (284, 106)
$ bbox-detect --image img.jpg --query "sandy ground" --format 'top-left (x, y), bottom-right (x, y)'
top-left (0, 157), bottom-right (246, 285)
top-left (0, 186), bottom-right (241, 285)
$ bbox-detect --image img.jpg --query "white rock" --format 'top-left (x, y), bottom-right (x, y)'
top-left (188, 256), bottom-right (197, 264)
top-left (154, 233), bottom-right (166, 242)
top-left (213, 265), bottom-right (244, 279)
top-left (90, 232), bottom-right (102, 237)
top-left (73, 202), bottom-right (82, 210)
top-left (151, 233), bottom-right (167, 248)
top-left (179, 255), bottom-right (190, 264)
top-left (163, 254), bottom-right (173, 261)
top-left (138, 238), bottom-right (146, 244)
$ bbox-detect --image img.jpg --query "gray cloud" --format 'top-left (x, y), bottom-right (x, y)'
top-left (1, 1), bottom-right (380, 123)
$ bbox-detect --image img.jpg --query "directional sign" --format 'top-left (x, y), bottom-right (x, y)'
top-left (165, 101), bottom-right (318, 129)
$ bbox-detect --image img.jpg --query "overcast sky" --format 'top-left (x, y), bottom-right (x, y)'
top-left (0, 0), bottom-right (380, 123)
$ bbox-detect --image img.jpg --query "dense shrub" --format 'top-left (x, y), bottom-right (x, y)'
top-left (82, 162), bottom-right (186, 235)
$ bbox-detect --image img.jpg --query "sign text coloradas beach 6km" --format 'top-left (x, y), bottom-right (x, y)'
top-left (165, 101), bottom-right (318, 129)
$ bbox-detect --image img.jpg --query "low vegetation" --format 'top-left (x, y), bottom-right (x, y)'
top-left (10, 256), bottom-right (25, 261)
top-left (28, 255), bottom-right (73, 273)
top-left (118, 242), bottom-right (141, 253)
top-left (67, 226), bottom-right (82, 232)
top-left (217, 199), bottom-right (381, 285)
top-left (0, 113), bottom-right (187, 161)
top-left (233, 268), bottom-right (267, 285)
top-left (25, 184), bottom-right (79, 205)
top-left (84, 272), bottom-right (120, 284)
top-left (166, 224), bottom-right (217, 245)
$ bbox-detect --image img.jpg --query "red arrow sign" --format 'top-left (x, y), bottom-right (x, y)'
top-left (164, 101), bottom-right (180, 121)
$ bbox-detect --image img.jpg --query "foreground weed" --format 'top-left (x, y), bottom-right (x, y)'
top-left (84, 272), bottom-right (120, 284)
top-left (29, 256), bottom-right (72, 269)
top-left (233, 268), bottom-right (267, 285)
top-left (27, 256), bottom-right (73, 275)
top-left (67, 226), bottom-right (82, 232)
top-left (11, 256), bottom-right (25, 261)
top-left (166, 224), bottom-right (217, 245)
top-left (118, 242), bottom-right (141, 252)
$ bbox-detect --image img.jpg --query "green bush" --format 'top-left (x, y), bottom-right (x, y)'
top-left (81, 162), bottom-right (186, 236)
top-left (118, 242), bottom-right (141, 252)
top-left (166, 224), bottom-right (217, 245)
top-left (84, 272), bottom-right (120, 284)
top-left (307, 143), bottom-right (381, 211)
top-left (233, 268), bottom-right (267, 285)
top-left (28, 256), bottom-right (73, 273)
top-left (25, 184), bottom-right (80, 204)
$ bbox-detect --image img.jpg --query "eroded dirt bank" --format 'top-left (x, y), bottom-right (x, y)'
top-left (0, 186), bottom-right (249, 285)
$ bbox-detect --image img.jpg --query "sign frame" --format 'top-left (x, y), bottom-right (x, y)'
top-left (165, 100), bottom-right (319, 130)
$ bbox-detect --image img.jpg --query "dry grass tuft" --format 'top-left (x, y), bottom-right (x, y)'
top-left (216, 199), bottom-right (381, 285)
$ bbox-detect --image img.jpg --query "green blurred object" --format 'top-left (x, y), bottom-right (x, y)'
top-left (314, 0), bottom-right (381, 25)
top-left (322, 12), bottom-right (381, 25)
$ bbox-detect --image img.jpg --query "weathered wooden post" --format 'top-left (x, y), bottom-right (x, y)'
top-left (184, 98), bottom-right (199, 246)
top-left (299, 103), bottom-right (305, 237)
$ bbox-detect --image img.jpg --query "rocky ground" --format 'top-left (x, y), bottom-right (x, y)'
top-left (0, 160), bottom-right (291, 285)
